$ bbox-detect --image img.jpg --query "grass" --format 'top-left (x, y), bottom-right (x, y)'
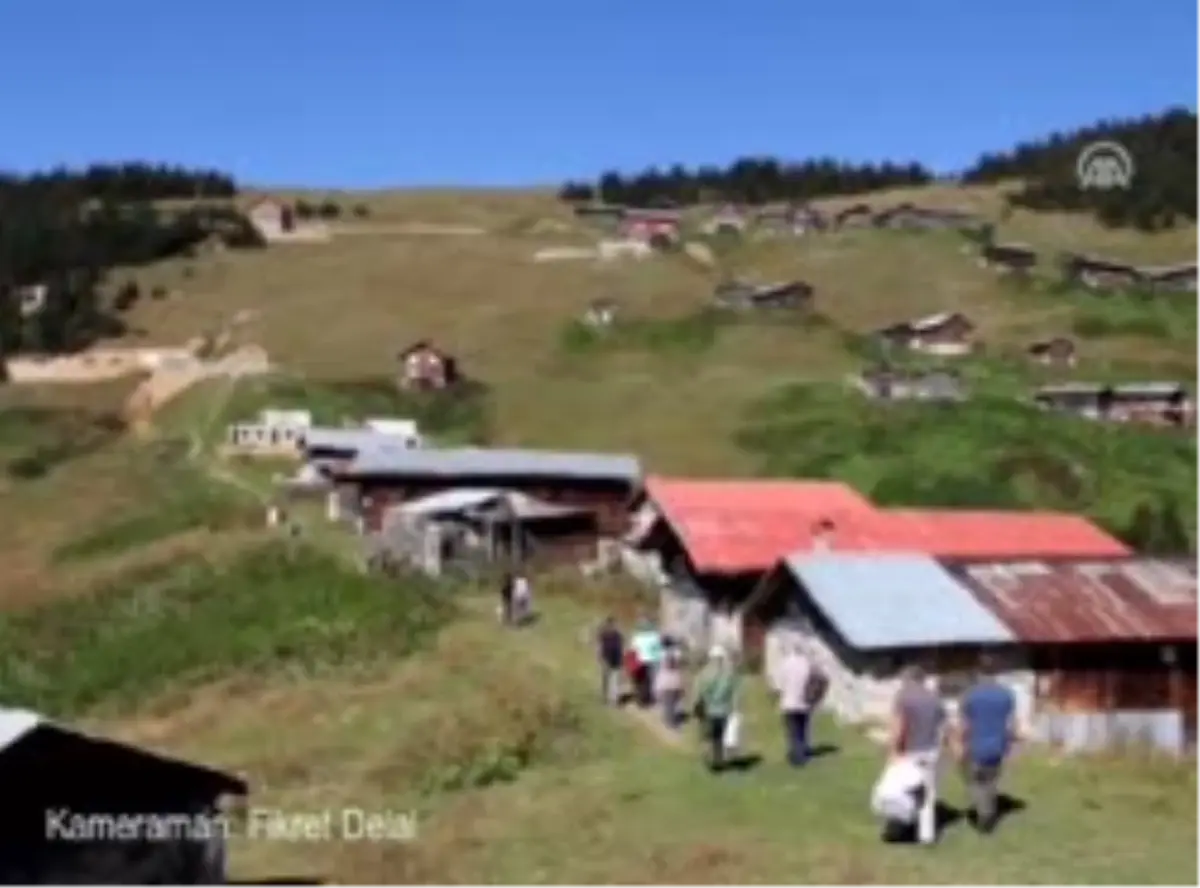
top-left (50, 454), bottom-right (258, 563)
top-left (99, 589), bottom-right (1196, 885)
top-left (737, 382), bottom-right (1197, 544)
top-left (0, 540), bottom-right (453, 716)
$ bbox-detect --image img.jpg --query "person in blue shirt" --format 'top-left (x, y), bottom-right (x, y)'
top-left (957, 654), bottom-right (1018, 834)
top-left (630, 617), bottom-right (664, 708)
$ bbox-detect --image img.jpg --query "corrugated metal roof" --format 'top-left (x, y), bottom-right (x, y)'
top-left (648, 476), bottom-right (1131, 574)
top-left (882, 510), bottom-right (1131, 559)
top-left (644, 477), bottom-right (884, 573)
top-left (948, 557), bottom-right (1198, 644)
top-left (784, 554), bottom-right (1017, 650)
top-left (386, 488), bottom-right (590, 525)
top-left (341, 447), bottom-right (641, 483)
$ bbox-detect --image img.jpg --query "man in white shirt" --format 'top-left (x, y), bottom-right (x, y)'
top-left (775, 641), bottom-right (817, 766)
top-left (511, 571), bottom-right (532, 625)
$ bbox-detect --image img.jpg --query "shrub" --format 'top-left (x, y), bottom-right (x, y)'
top-left (558, 309), bottom-right (730, 360)
top-left (0, 541), bottom-right (455, 715)
top-left (737, 383), bottom-right (1197, 546)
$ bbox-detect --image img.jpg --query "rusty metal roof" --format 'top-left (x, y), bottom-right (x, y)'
top-left (946, 557), bottom-right (1197, 644)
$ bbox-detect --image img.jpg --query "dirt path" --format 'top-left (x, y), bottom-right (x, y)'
top-left (461, 596), bottom-right (687, 750)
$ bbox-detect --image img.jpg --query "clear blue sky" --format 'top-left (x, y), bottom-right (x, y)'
top-left (2, 0), bottom-right (1195, 187)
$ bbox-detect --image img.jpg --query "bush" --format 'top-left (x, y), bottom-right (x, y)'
top-left (318, 200), bottom-right (342, 220)
top-left (737, 383), bottom-right (1197, 546)
top-left (294, 199), bottom-right (316, 220)
top-left (51, 462), bottom-right (259, 563)
top-left (1069, 291), bottom-right (1197, 344)
top-left (3, 408), bottom-right (126, 481)
top-left (558, 309), bottom-right (730, 360)
top-left (363, 627), bottom-right (592, 797)
top-left (353, 203), bottom-right (371, 218)
top-left (0, 541), bottom-right (455, 715)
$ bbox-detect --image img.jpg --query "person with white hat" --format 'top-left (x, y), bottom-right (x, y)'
top-left (690, 644), bottom-right (740, 772)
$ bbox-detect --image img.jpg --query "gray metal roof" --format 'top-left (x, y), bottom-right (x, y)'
top-left (341, 447), bottom-right (642, 483)
top-left (783, 553), bottom-right (1017, 651)
top-left (391, 487), bottom-right (590, 520)
top-left (302, 427), bottom-right (418, 454)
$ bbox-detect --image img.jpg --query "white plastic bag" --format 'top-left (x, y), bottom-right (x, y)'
top-left (723, 712), bottom-right (741, 751)
top-left (871, 756), bottom-right (924, 824)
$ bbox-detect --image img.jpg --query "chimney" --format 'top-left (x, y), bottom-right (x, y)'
top-left (812, 518), bottom-right (836, 552)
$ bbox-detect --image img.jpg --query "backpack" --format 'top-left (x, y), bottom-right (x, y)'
top-left (804, 665), bottom-right (829, 706)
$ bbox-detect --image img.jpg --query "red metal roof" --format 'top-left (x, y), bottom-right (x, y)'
top-left (643, 477), bottom-right (887, 573)
top-left (947, 558), bottom-right (1197, 643)
top-left (645, 477), bottom-right (1133, 575)
top-left (881, 509), bottom-right (1132, 559)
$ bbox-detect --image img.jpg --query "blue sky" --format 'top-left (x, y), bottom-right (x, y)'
top-left (2, 0), bottom-right (1195, 187)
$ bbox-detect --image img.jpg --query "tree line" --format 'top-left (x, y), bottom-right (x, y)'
top-left (560, 107), bottom-right (1196, 231)
top-left (963, 107), bottom-right (1196, 231)
top-left (0, 164), bottom-right (258, 377)
top-left (559, 158), bottom-right (934, 207)
top-left (0, 162), bottom-right (237, 205)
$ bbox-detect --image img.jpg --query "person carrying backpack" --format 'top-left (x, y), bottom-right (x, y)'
top-left (773, 640), bottom-right (827, 767)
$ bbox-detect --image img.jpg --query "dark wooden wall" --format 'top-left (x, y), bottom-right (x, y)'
top-left (356, 475), bottom-right (634, 537)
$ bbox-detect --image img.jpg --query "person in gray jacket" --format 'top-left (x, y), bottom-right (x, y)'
top-left (887, 664), bottom-right (947, 845)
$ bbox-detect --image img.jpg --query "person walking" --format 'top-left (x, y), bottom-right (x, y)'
top-left (774, 641), bottom-right (823, 766)
top-left (511, 570), bottom-right (532, 625)
top-left (888, 664), bottom-right (947, 845)
top-left (956, 654), bottom-right (1018, 835)
top-left (498, 572), bottom-right (514, 626)
top-left (630, 618), bottom-right (664, 707)
top-left (596, 616), bottom-right (624, 705)
top-left (655, 640), bottom-right (686, 729)
top-left (691, 645), bottom-right (740, 772)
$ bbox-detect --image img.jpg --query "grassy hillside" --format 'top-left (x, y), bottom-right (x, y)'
top-left (0, 182), bottom-right (1194, 884)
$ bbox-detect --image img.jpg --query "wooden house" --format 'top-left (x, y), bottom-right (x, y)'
top-left (872, 203), bottom-right (978, 231)
top-left (833, 203), bottom-right (874, 229)
top-left (370, 487), bottom-right (604, 575)
top-left (396, 339), bottom-right (460, 391)
top-left (1027, 336), bottom-right (1078, 368)
top-left (1033, 382), bottom-right (1194, 428)
top-left (980, 242), bottom-right (1038, 274)
top-left (754, 203), bottom-right (826, 236)
top-left (632, 477), bottom-right (1134, 661)
top-left (625, 477), bottom-right (883, 654)
top-left (1142, 262), bottom-right (1198, 294)
top-left (330, 446), bottom-right (642, 539)
top-left (701, 205), bottom-right (749, 236)
top-left (852, 366), bottom-right (967, 402)
top-left (713, 279), bottom-right (815, 312)
top-left (874, 311), bottom-right (977, 356)
top-left (619, 209), bottom-right (682, 247)
top-left (742, 553), bottom-right (1195, 756)
top-left (1058, 253), bottom-right (1142, 291)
